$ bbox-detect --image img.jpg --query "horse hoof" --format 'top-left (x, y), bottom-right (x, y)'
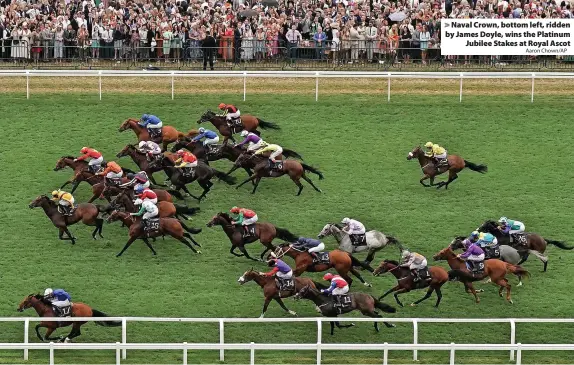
top-left (364, 282), bottom-right (372, 287)
top-left (288, 310), bottom-right (297, 316)
top-left (410, 303), bottom-right (416, 307)
top-left (509, 299), bottom-right (514, 304)
top-left (197, 251), bottom-right (202, 254)
top-left (517, 282), bottom-right (523, 287)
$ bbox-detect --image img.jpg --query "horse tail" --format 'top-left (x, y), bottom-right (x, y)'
top-left (257, 118), bottom-right (281, 130)
top-left (275, 227), bottom-right (298, 242)
top-left (214, 170), bottom-right (237, 185)
top-left (175, 205), bottom-right (201, 217)
top-left (463, 160), bottom-right (488, 174)
top-left (545, 239), bottom-right (574, 250)
top-left (505, 263), bottom-right (531, 279)
top-left (387, 236), bottom-right (405, 251)
top-left (282, 148), bottom-right (303, 160)
top-left (312, 280), bottom-right (329, 290)
top-left (348, 253), bottom-right (374, 272)
top-left (178, 220), bottom-right (202, 235)
top-left (92, 309), bottom-right (122, 327)
top-left (301, 163), bottom-right (324, 180)
top-left (372, 297), bottom-right (397, 313)
top-left (166, 189), bottom-right (185, 200)
top-left (447, 269), bottom-right (481, 282)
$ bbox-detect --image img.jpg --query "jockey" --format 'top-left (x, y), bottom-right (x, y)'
top-left (120, 171), bottom-right (150, 189)
top-left (254, 143), bottom-right (283, 169)
top-left (192, 127), bottom-right (219, 151)
top-left (75, 147), bottom-right (103, 173)
top-left (51, 190), bottom-right (75, 215)
top-left (237, 130), bottom-right (265, 151)
top-left (135, 185), bottom-right (158, 204)
top-left (139, 114), bottom-right (163, 138)
top-left (462, 231), bottom-right (480, 247)
top-left (424, 142), bottom-right (448, 167)
top-left (96, 161), bottom-right (123, 186)
top-left (130, 199), bottom-right (159, 231)
top-left (477, 232), bottom-right (498, 248)
top-left (175, 149), bottom-right (198, 175)
top-left (138, 141), bottom-right (162, 162)
top-left (341, 217), bottom-right (366, 244)
top-left (294, 237), bottom-right (325, 260)
top-left (265, 258), bottom-right (293, 280)
top-left (43, 288), bottom-right (72, 317)
top-left (321, 273), bottom-right (349, 303)
top-left (458, 238), bottom-right (485, 271)
top-left (400, 250), bottom-right (428, 282)
top-left (498, 217), bottom-right (526, 243)
top-left (218, 103), bottom-right (240, 124)
top-left (230, 206), bottom-right (258, 232)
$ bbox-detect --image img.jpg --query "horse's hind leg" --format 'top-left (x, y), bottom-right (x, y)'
top-left (495, 278), bottom-right (512, 303)
top-left (64, 325), bottom-right (82, 342)
top-left (116, 237), bottom-right (138, 257)
top-left (439, 172), bottom-right (458, 190)
top-left (197, 180), bottom-right (212, 201)
top-left (292, 177), bottom-right (304, 196)
top-left (301, 174), bottom-right (322, 193)
top-left (183, 232), bottom-right (202, 248)
top-left (350, 268), bottom-right (371, 287)
top-left (238, 245), bottom-right (259, 262)
top-left (251, 177), bottom-right (262, 194)
top-left (411, 287), bottom-right (435, 306)
top-left (364, 248), bottom-right (378, 265)
top-left (177, 237), bottom-right (200, 254)
top-left (464, 282), bottom-right (480, 303)
top-left (274, 297), bottom-right (297, 316)
top-left (35, 325), bottom-right (47, 342)
top-left (434, 287), bottom-right (443, 307)
top-left (142, 238), bottom-right (157, 255)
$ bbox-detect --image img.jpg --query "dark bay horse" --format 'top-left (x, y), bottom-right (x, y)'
top-left (477, 220), bottom-right (572, 272)
top-left (294, 285), bottom-right (396, 335)
top-left (29, 195), bottom-right (104, 244)
top-left (107, 210), bottom-right (201, 257)
top-left (237, 269), bottom-right (327, 318)
top-left (233, 153), bottom-right (323, 195)
top-left (18, 294), bottom-right (121, 342)
top-left (119, 118), bottom-right (194, 152)
top-left (116, 144), bottom-right (166, 186)
top-left (407, 146), bottom-right (487, 189)
top-left (197, 110), bottom-right (280, 144)
top-left (272, 243), bottom-right (372, 287)
top-left (110, 190), bottom-right (200, 221)
top-left (433, 246), bottom-right (529, 304)
top-left (373, 260), bottom-right (448, 308)
top-left (206, 212), bottom-right (298, 261)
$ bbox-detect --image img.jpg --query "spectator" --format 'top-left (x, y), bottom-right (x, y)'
top-left (201, 27), bottom-right (215, 70)
top-left (64, 24), bottom-right (76, 60)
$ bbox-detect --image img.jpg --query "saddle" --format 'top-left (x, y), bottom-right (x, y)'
top-left (466, 260), bottom-right (485, 275)
top-left (239, 224), bottom-right (256, 239)
top-left (312, 252), bottom-right (331, 265)
top-left (57, 205), bottom-right (76, 216)
top-left (350, 234), bottom-right (367, 247)
top-left (483, 246), bottom-right (501, 260)
top-left (227, 118), bottom-right (243, 133)
top-left (511, 233), bottom-right (528, 247)
top-left (107, 177), bottom-right (122, 186)
top-left (148, 127), bottom-right (163, 140)
top-left (333, 294), bottom-right (353, 314)
top-left (269, 160), bottom-right (284, 172)
top-left (412, 268), bottom-right (431, 288)
top-left (182, 167), bottom-right (195, 178)
top-left (53, 305), bottom-right (72, 317)
top-left (206, 144), bottom-right (221, 156)
top-left (275, 277), bottom-right (295, 292)
top-left (144, 218), bottom-right (160, 233)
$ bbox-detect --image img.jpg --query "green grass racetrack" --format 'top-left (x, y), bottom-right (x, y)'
top-left (1, 92), bottom-right (574, 364)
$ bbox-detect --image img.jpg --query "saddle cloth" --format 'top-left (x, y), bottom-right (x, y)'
top-left (350, 234), bottom-right (367, 247)
top-left (313, 252), bottom-right (330, 265)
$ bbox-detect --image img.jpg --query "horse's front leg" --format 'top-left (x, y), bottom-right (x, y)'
top-left (230, 245), bottom-right (244, 257)
top-left (378, 285), bottom-right (400, 300)
top-left (419, 175), bottom-right (431, 187)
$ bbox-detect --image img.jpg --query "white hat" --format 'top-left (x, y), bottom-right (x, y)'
top-left (240, 130), bottom-right (249, 137)
top-left (44, 288), bottom-right (53, 297)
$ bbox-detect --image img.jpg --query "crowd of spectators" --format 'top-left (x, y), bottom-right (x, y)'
top-left (0, 0), bottom-right (572, 66)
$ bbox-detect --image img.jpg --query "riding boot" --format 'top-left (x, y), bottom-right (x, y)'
top-left (411, 269), bottom-right (419, 282)
top-left (310, 251), bottom-right (318, 260)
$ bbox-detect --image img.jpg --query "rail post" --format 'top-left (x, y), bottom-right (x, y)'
top-left (243, 72), bottom-right (247, 101)
top-left (413, 319), bottom-right (418, 361)
top-left (387, 72), bottom-right (391, 102)
top-left (510, 319), bottom-right (516, 361)
top-left (316, 319), bottom-right (322, 365)
top-left (49, 341), bottom-right (54, 365)
top-left (115, 342), bottom-right (121, 365)
top-left (250, 341), bottom-right (255, 365)
top-left (315, 72), bottom-right (319, 102)
top-left (219, 319), bottom-right (225, 361)
top-left (24, 319), bottom-right (29, 360)
top-left (26, 70), bottom-right (30, 99)
top-left (383, 342), bottom-right (388, 365)
top-left (449, 342), bottom-right (455, 365)
top-left (99, 70), bottom-right (102, 100)
top-left (459, 73), bottom-right (463, 102)
top-left (122, 318), bottom-right (127, 359)
top-left (183, 342), bottom-right (188, 365)
top-left (516, 343), bottom-right (522, 365)
top-left (171, 72), bottom-right (175, 100)
top-left (531, 73), bottom-right (535, 103)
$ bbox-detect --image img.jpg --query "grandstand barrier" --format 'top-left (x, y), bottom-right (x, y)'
top-left (4, 316), bottom-right (574, 365)
top-left (2, 70), bottom-right (574, 102)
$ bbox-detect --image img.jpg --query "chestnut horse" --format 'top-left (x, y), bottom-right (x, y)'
top-left (407, 146), bottom-right (487, 189)
top-left (116, 144), bottom-right (166, 186)
top-left (206, 212), bottom-right (298, 261)
top-left (54, 156), bottom-right (90, 194)
top-left (373, 260), bottom-right (448, 308)
top-left (433, 246), bottom-right (529, 304)
top-left (18, 294), bottom-right (121, 343)
top-left (110, 189), bottom-right (200, 222)
top-left (197, 110), bottom-right (280, 144)
top-left (29, 195), bottom-right (104, 244)
top-left (119, 118), bottom-right (194, 152)
top-left (237, 268), bottom-right (327, 318)
top-left (272, 243), bottom-right (373, 287)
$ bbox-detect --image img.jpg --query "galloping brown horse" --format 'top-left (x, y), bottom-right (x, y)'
top-left (233, 153), bottom-right (323, 195)
top-left (116, 144), bottom-right (166, 186)
top-left (407, 146), bottom-right (487, 189)
top-left (272, 243), bottom-right (372, 287)
top-left (29, 195), bottom-right (104, 244)
top-left (237, 268), bottom-right (327, 318)
top-left (433, 246), bottom-right (529, 304)
top-left (119, 118), bottom-right (192, 152)
top-left (110, 189), bottom-right (200, 221)
top-left (18, 294), bottom-right (121, 342)
top-left (54, 156), bottom-right (90, 194)
top-left (206, 212), bottom-right (298, 261)
top-left (373, 260), bottom-right (448, 308)
top-left (107, 210), bottom-right (201, 257)
top-left (197, 110), bottom-right (280, 144)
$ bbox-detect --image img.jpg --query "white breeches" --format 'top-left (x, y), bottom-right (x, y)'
top-left (143, 210), bottom-right (158, 220)
top-left (180, 161), bottom-right (198, 168)
top-left (147, 122), bottom-right (162, 129)
top-left (308, 243), bottom-right (325, 253)
top-left (89, 156), bottom-right (103, 166)
top-left (106, 171), bottom-right (123, 179)
top-left (59, 198), bottom-right (74, 206)
top-left (242, 215), bottom-right (258, 225)
top-left (226, 111), bottom-right (240, 120)
top-left (276, 270), bottom-right (293, 279)
top-left (332, 286), bottom-right (349, 295)
top-left (52, 300), bottom-right (71, 307)
top-left (134, 181), bottom-right (150, 190)
top-left (247, 140), bottom-right (265, 151)
top-left (269, 147), bottom-right (283, 161)
top-left (410, 259), bottom-right (427, 270)
top-left (203, 136), bottom-right (219, 146)
top-left (467, 254), bottom-right (485, 261)
top-left (435, 152), bottom-right (447, 159)
top-left (510, 223), bottom-right (525, 234)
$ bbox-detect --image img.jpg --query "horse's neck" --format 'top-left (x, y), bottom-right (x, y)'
top-left (417, 153), bottom-right (431, 167)
top-left (446, 255), bottom-right (464, 269)
top-left (220, 221), bottom-right (236, 238)
top-left (128, 149), bottom-right (145, 164)
top-left (306, 289), bottom-right (326, 305)
top-left (66, 159), bottom-right (85, 170)
top-left (41, 200), bottom-right (58, 218)
top-left (119, 214), bottom-right (134, 226)
top-left (388, 265), bottom-right (404, 279)
top-left (32, 299), bottom-right (50, 316)
top-left (119, 195), bottom-right (136, 212)
top-left (130, 121), bottom-right (145, 133)
top-left (253, 274), bottom-right (270, 288)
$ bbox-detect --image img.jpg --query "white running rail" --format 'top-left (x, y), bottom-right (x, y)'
top-left (5, 317), bottom-right (574, 365)
top-left (1, 70), bottom-right (573, 102)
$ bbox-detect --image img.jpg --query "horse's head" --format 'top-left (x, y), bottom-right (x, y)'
top-left (317, 223), bottom-right (337, 239)
top-left (17, 294), bottom-right (42, 312)
top-left (294, 284), bottom-right (312, 300)
top-left (407, 146), bottom-right (423, 161)
top-left (119, 119), bottom-right (134, 132)
top-left (171, 139), bottom-right (189, 153)
top-left (477, 220), bottom-right (499, 234)
top-left (373, 259), bottom-right (399, 276)
top-left (106, 210), bottom-right (125, 223)
top-left (197, 110), bottom-right (214, 124)
top-left (433, 246), bottom-right (455, 261)
top-left (207, 212), bottom-right (232, 227)
top-left (237, 268), bottom-right (262, 285)
top-left (54, 156), bottom-right (74, 171)
top-left (117, 144), bottom-right (136, 158)
top-left (449, 236), bottom-right (467, 251)
top-left (29, 195), bottom-right (49, 209)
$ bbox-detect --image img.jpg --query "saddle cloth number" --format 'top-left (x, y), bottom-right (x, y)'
top-left (315, 252), bottom-right (330, 264)
top-left (147, 219), bottom-right (160, 231)
top-left (278, 278), bottom-right (294, 291)
top-left (350, 234), bottom-right (367, 246)
top-left (516, 234), bottom-right (527, 244)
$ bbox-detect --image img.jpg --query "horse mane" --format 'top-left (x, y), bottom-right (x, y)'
top-left (61, 155), bottom-right (76, 160)
top-left (454, 236), bottom-right (467, 240)
top-left (333, 223), bottom-right (343, 229)
top-left (385, 259), bottom-right (400, 266)
top-left (217, 212), bottom-right (233, 222)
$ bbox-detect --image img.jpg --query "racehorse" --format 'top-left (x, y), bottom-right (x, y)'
top-left (237, 268), bottom-right (327, 318)
top-left (54, 156), bottom-right (90, 194)
top-left (28, 195), bottom-right (104, 244)
top-left (433, 246), bottom-right (529, 304)
top-left (109, 189), bottom-right (200, 221)
top-left (160, 157), bottom-right (237, 201)
top-left (406, 146), bottom-right (487, 189)
top-left (449, 236), bottom-right (526, 286)
top-left (373, 260), bottom-right (448, 308)
top-left (477, 220), bottom-right (572, 272)
top-left (272, 243), bottom-right (373, 287)
top-left (107, 210), bottom-right (201, 257)
top-left (294, 285), bottom-right (396, 335)
top-left (18, 294), bottom-right (121, 343)
top-left (116, 144), bottom-right (166, 186)
top-left (197, 110), bottom-right (280, 145)
top-left (206, 212), bottom-right (299, 261)
top-left (233, 153), bottom-right (323, 196)
top-left (317, 223), bottom-right (402, 266)
top-left (118, 118), bottom-right (191, 152)
top-left (223, 146), bottom-right (303, 177)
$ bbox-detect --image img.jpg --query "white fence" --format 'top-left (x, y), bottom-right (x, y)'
top-left (1, 70), bottom-right (574, 102)
top-left (4, 316), bottom-right (574, 365)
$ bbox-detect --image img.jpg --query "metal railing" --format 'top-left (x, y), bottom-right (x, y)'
top-left (3, 316), bottom-right (574, 365)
